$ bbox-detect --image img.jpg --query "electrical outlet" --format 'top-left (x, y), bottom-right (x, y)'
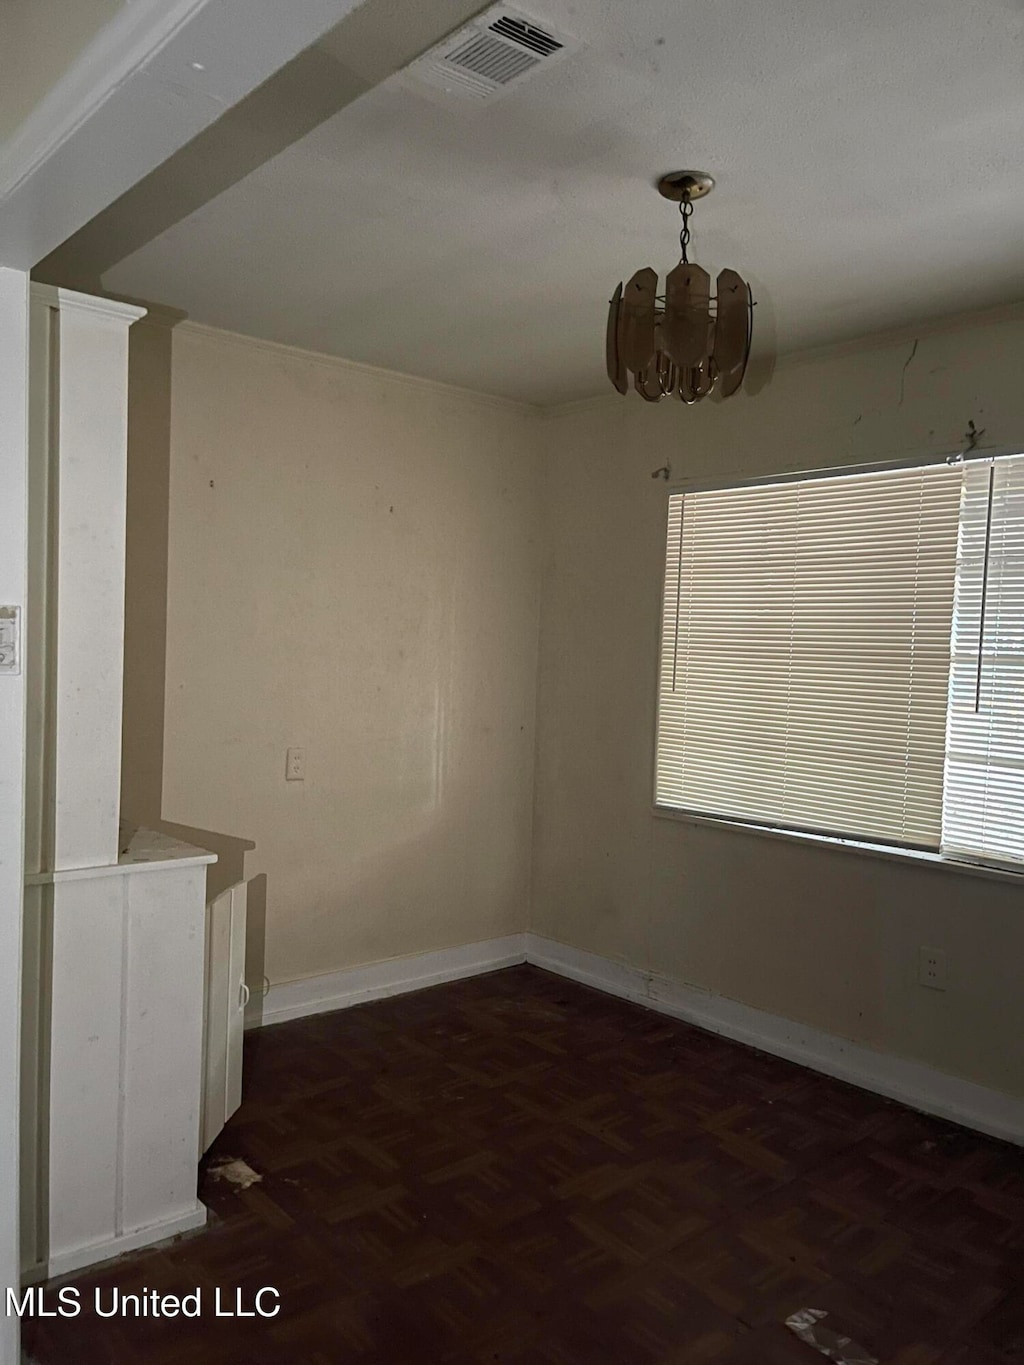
top-left (0, 606), bottom-right (21, 675)
top-left (918, 946), bottom-right (948, 991)
top-left (285, 747), bottom-right (305, 781)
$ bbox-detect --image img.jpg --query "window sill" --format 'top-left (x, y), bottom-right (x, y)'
top-left (652, 806), bottom-right (1024, 888)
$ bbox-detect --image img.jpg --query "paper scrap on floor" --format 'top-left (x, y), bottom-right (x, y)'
top-left (785, 1308), bottom-right (878, 1364)
top-left (208, 1157), bottom-right (262, 1190)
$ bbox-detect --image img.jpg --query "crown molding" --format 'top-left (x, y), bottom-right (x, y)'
top-left (30, 283), bottom-right (147, 325)
top-left (0, 0), bottom-right (363, 269)
top-left (1, 0), bottom-right (210, 200)
top-left (540, 299), bottom-right (1024, 421)
top-left (175, 321), bottom-right (541, 416)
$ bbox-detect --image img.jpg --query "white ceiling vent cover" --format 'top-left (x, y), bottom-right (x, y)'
top-left (401, 7), bottom-right (581, 104)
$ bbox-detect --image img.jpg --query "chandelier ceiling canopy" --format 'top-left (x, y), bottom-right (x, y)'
top-left (606, 171), bottom-right (753, 404)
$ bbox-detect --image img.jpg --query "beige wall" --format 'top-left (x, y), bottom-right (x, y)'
top-left (124, 324), bottom-right (542, 987)
top-left (532, 307), bottom-right (1024, 1099)
top-left (123, 303), bottom-right (1024, 1101)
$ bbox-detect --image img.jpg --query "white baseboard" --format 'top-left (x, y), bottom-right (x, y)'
top-left (33, 1203), bottom-right (207, 1282)
top-left (258, 934), bottom-right (528, 1027)
top-left (527, 934), bottom-right (1024, 1146)
top-left (246, 929), bottom-right (1022, 1145)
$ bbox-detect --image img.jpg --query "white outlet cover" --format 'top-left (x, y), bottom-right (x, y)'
top-left (918, 946), bottom-right (948, 991)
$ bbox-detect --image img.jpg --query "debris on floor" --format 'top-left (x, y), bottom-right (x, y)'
top-left (785, 1308), bottom-right (878, 1364)
top-left (490, 997), bottom-right (566, 1022)
top-left (207, 1157), bottom-right (262, 1190)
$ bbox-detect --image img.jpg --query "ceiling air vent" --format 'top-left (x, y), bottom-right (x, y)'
top-left (400, 7), bottom-right (581, 105)
top-left (488, 15), bottom-right (563, 57)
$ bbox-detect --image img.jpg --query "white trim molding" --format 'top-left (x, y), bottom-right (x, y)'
top-left (540, 302), bottom-right (1024, 422)
top-left (248, 929), bottom-right (1023, 1146)
top-left (29, 283), bottom-right (147, 325)
top-left (527, 935), bottom-right (1024, 1147)
top-left (0, 0), bottom-right (365, 267)
top-left (176, 322), bottom-right (540, 415)
top-left (653, 806), bottom-right (1024, 889)
top-left (1, 0), bottom-right (211, 198)
top-left (257, 935), bottom-right (528, 1027)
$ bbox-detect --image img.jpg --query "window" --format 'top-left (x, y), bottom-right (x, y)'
top-left (655, 454), bottom-right (1024, 869)
top-left (942, 457), bottom-right (1024, 865)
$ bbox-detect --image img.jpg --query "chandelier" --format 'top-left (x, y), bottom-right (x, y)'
top-left (606, 171), bottom-right (753, 403)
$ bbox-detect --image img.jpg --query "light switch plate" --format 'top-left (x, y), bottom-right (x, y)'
top-left (0, 606), bottom-right (21, 675)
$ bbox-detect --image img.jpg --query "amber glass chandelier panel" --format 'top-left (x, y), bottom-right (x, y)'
top-left (606, 172), bottom-right (753, 404)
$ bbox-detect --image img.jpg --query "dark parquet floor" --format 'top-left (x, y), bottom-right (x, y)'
top-left (23, 965), bottom-right (1024, 1364)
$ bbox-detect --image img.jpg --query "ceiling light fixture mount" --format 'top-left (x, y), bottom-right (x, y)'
top-left (607, 170), bottom-right (753, 404)
top-left (656, 170), bottom-right (715, 202)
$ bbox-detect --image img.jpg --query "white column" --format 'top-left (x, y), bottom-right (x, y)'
top-left (0, 268), bottom-right (29, 1365)
top-left (29, 287), bottom-right (147, 871)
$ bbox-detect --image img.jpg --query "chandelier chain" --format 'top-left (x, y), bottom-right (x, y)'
top-left (678, 195), bottom-right (693, 264)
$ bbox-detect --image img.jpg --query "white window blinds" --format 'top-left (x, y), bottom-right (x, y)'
top-left (656, 464), bottom-right (963, 847)
top-left (942, 455), bottom-right (1024, 867)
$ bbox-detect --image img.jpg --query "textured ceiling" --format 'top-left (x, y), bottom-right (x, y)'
top-left (103, 0), bottom-right (1024, 405)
